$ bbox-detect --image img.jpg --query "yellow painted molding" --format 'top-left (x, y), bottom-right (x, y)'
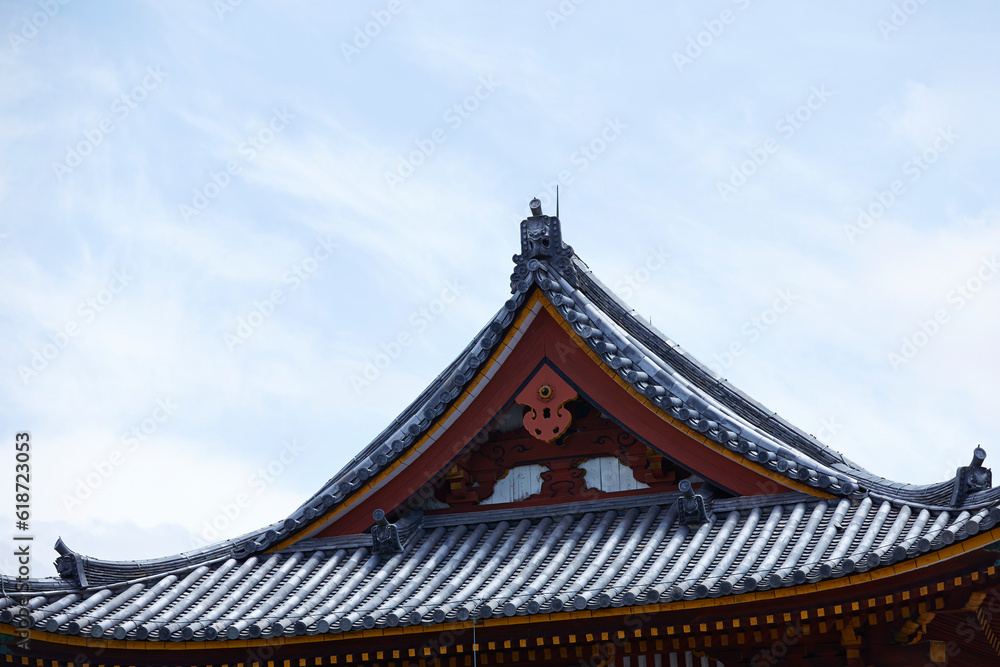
top-left (538, 298), bottom-right (834, 500)
top-left (272, 291), bottom-right (547, 551)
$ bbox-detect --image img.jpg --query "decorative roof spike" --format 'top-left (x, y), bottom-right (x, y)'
top-left (511, 197), bottom-right (576, 291)
top-left (370, 508), bottom-right (402, 554)
top-left (53, 537), bottom-right (88, 587)
top-left (675, 478), bottom-right (709, 525)
top-left (951, 446), bottom-right (992, 506)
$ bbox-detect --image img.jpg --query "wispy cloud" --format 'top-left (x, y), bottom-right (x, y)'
top-left (3, 0), bottom-right (1000, 575)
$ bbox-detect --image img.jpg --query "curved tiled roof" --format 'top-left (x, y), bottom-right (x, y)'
top-left (568, 259), bottom-right (979, 507)
top-left (6, 491), bottom-right (1000, 642)
top-left (292, 246), bottom-right (999, 531)
top-left (7, 214), bottom-right (998, 640)
top-left (216, 246), bottom-right (997, 564)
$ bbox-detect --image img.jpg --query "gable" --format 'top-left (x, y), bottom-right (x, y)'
top-left (285, 291), bottom-right (818, 545)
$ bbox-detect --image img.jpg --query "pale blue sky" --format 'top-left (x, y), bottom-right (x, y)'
top-left (2, 1), bottom-right (999, 573)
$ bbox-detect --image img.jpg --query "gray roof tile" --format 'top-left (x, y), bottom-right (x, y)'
top-left (14, 493), bottom-right (1000, 641)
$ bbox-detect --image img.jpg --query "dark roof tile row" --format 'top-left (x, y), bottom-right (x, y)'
top-left (9, 491), bottom-right (999, 641)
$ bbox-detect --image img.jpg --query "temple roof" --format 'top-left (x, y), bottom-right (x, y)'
top-left (7, 200), bottom-right (999, 645)
top-left (6, 491), bottom-right (998, 641)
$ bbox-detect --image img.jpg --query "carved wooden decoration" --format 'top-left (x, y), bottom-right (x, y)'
top-left (429, 392), bottom-right (701, 511)
top-left (540, 459), bottom-right (587, 497)
top-left (516, 364), bottom-right (578, 442)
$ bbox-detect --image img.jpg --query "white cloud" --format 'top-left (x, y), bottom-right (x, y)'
top-left (3, 1), bottom-right (1000, 575)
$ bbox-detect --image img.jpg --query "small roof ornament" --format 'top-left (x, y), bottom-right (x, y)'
top-left (53, 537), bottom-right (88, 587)
top-left (676, 478), bottom-right (709, 525)
top-left (951, 446), bottom-right (992, 506)
top-left (511, 197), bottom-right (577, 292)
top-left (371, 508), bottom-right (402, 554)
top-left (517, 198), bottom-right (566, 261)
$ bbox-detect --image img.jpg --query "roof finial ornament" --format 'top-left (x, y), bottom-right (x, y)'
top-left (676, 478), bottom-right (709, 525)
top-left (510, 196), bottom-right (576, 293)
top-left (53, 537), bottom-right (88, 587)
top-left (371, 508), bottom-right (402, 554)
top-left (951, 446), bottom-right (991, 506)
